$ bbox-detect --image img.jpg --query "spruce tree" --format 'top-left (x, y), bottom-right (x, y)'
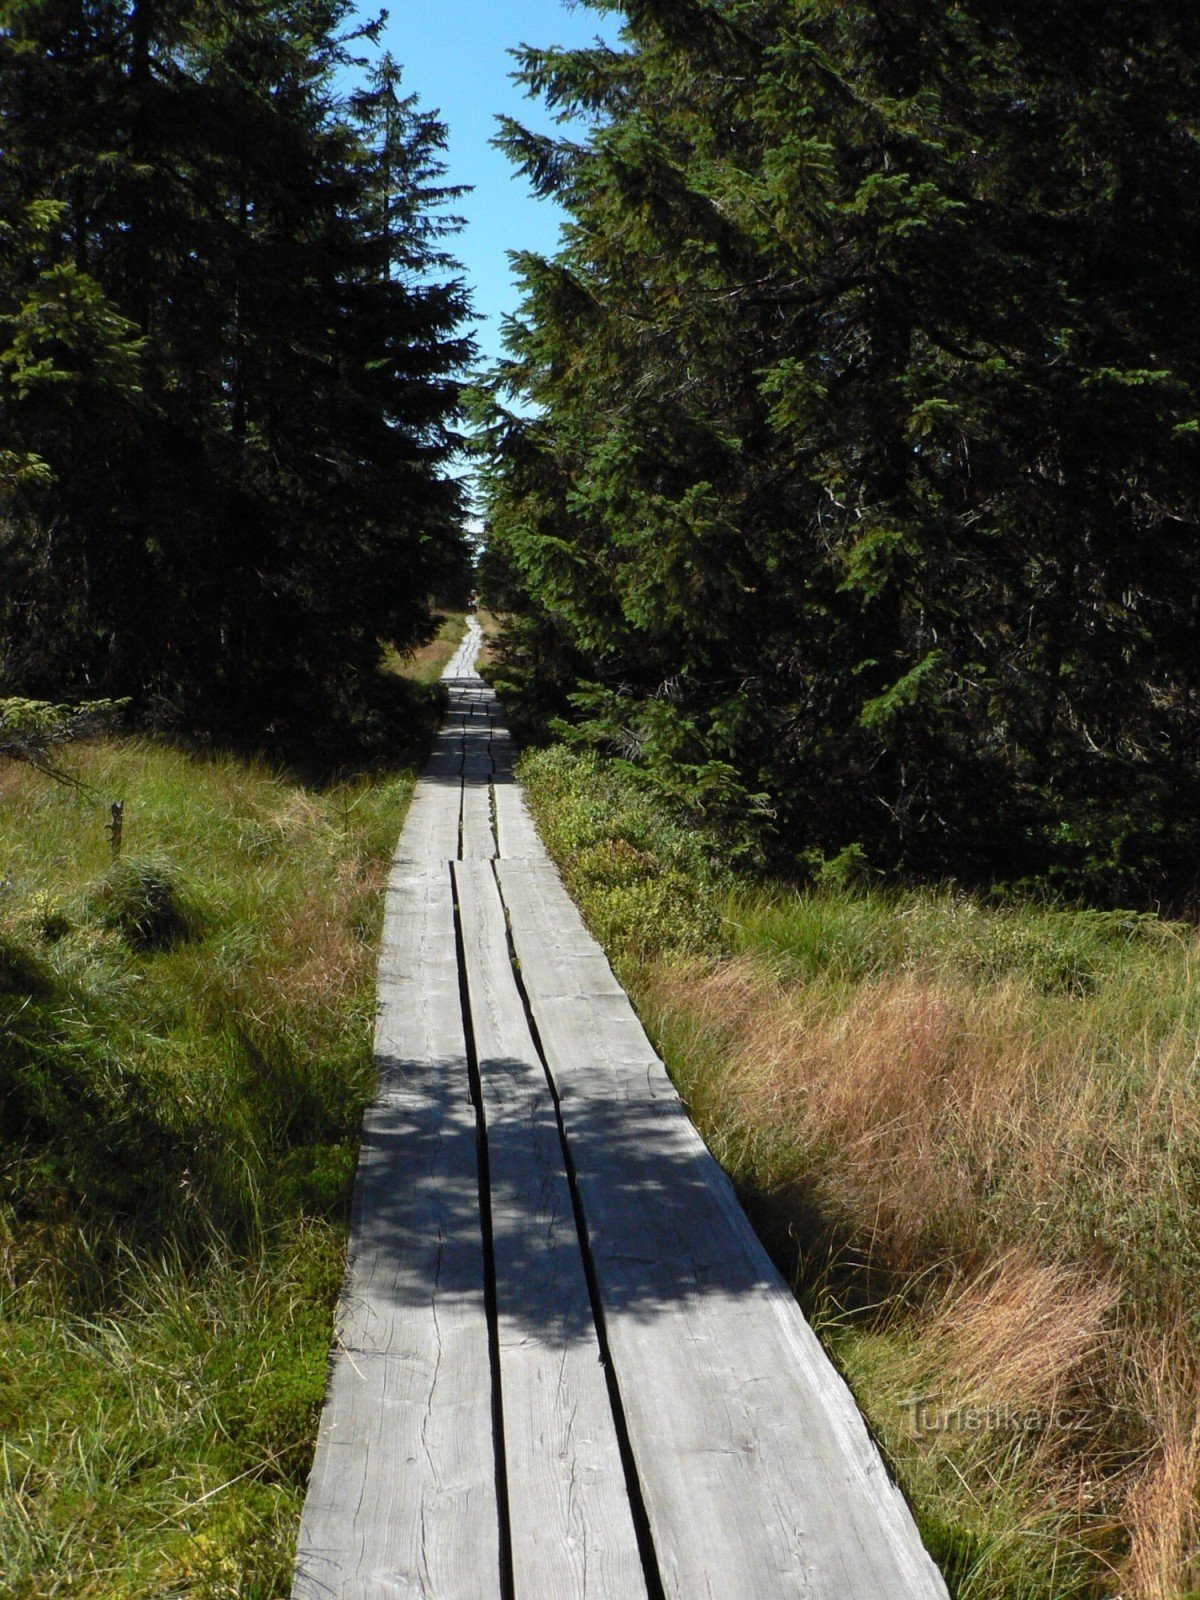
top-left (0, 0), bottom-right (472, 747)
top-left (481, 0), bottom-right (1200, 903)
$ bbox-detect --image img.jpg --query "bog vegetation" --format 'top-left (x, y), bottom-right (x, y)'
top-left (518, 744), bottom-right (1200, 1600)
top-left (0, 617), bottom-right (466, 1596)
top-left (1, 744), bottom-right (387, 1592)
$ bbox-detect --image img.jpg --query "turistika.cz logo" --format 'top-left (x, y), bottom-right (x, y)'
top-left (899, 1394), bottom-right (1099, 1439)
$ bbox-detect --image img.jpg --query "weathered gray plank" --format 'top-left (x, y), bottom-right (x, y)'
top-left (373, 865), bottom-right (462, 1089)
top-left (497, 858), bottom-right (948, 1600)
top-left (444, 615), bottom-right (484, 679)
top-left (456, 647), bottom-right (496, 861)
top-left (480, 863), bottom-right (626, 1001)
top-left (295, 1095), bottom-right (499, 1600)
top-left (296, 623), bottom-right (502, 1599)
top-left (454, 860), bottom-right (648, 1600)
top-left (395, 747), bottom-right (461, 865)
top-left (293, 851), bottom-right (501, 1598)
top-left (460, 734), bottom-right (496, 860)
top-left (491, 769), bottom-right (542, 860)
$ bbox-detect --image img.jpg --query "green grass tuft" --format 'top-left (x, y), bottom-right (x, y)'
top-left (0, 734), bottom-right (416, 1594)
top-left (91, 856), bottom-right (201, 951)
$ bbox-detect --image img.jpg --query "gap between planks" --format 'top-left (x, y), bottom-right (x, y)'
top-left (293, 616), bottom-right (949, 1600)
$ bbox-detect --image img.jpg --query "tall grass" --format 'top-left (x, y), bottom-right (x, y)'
top-left (381, 609), bottom-right (467, 684)
top-left (1, 732), bottom-right (419, 1597)
top-left (519, 744), bottom-right (1200, 1600)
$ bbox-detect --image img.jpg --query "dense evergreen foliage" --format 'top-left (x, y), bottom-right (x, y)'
top-left (0, 0), bottom-right (472, 749)
top-left (479, 0), bottom-right (1200, 905)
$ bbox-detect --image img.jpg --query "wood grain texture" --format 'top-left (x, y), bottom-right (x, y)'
top-left (492, 775), bottom-right (541, 860)
top-left (298, 612), bottom-right (947, 1600)
top-left (460, 728), bottom-right (496, 860)
top-left (292, 852), bottom-right (500, 1596)
top-left (497, 858), bottom-right (949, 1600)
top-left (294, 1095), bottom-right (499, 1600)
top-left (489, 725), bottom-right (543, 861)
top-left (394, 739), bottom-right (461, 866)
top-left (454, 860), bottom-right (648, 1600)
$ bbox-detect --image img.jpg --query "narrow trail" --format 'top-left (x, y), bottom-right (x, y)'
top-left (292, 617), bottom-right (948, 1600)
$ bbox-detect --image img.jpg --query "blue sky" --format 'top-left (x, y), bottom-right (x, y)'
top-left (379, 2), bottom-right (623, 376)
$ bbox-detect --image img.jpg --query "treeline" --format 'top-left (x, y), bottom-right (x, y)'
top-left (480, 0), bottom-right (1200, 906)
top-left (0, 0), bottom-right (471, 752)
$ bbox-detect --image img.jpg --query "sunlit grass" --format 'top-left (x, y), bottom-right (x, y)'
top-left (380, 609), bottom-right (467, 684)
top-left (519, 743), bottom-right (1200, 1600)
top-left (0, 736), bottom-right (415, 1595)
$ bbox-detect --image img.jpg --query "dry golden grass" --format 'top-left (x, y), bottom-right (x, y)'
top-left (638, 953), bottom-right (1200, 1597)
top-left (649, 959), bottom-right (1049, 1267)
top-left (844, 1252), bottom-right (1126, 1579)
top-left (647, 955), bottom-right (1200, 1280)
top-left (382, 610), bottom-right (467, 683)
top-left (1120, 1340), bottom-right (1200, 1600)
top-left (475, 608), bottom-right (501, 669)
top-left (918, 1252), bottom-right (1117, 1419)
top-left (512, 745), bottom-right (1200, 1595)
top-left (266, 866), bottom-right (372, 1011)
top-left (0, 763), bottom-right (27, 803)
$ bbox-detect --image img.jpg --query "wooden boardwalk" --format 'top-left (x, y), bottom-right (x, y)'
top-left (293, 617), bottom-right (948, 1600)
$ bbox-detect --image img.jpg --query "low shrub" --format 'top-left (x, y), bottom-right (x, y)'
top-left (517, 744), bottom-right (727, 967)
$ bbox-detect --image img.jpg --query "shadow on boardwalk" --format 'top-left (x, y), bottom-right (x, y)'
top-left (351, 1047), bottom-right (782, 1338)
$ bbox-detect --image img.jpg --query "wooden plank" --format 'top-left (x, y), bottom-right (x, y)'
top-left (460, 733), bottom-right (496, 860)
top-left (444, 615), bottom-right (483, 679)
top-left (395, 743), bottom-right (461, 865)
top-left (488, 717), bottom-right (543, 861)
top-left (497, 859), bottom-right (948, 1600)
top-left (457, 664), bottom-right (498, 861)
top-left (295, 1101), bottom-right (499, 1600)
top-left (483, 862), bottom-right (625, 999)
top-left (454, 860), bottom-right (648, 1600)
top-left (374, 864), bottom-right (465, 1095)
top-left (293, 858), bottom-right (501, 1599)
top-left (491, 770), bottom-right (542, 860)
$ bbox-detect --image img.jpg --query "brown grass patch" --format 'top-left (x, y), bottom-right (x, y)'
top-left (639, 952), bottom-right (1200, 1595)
top-left (475, 608), bottom-right (501, 669)
top-left (384, 610), bottom-right (467, 683)
top-left (919, 1253), bottom-right (1117, 1420)
top-left (1120, 1339), bottom-right (1200, 1599)
top-left (647, 956), bottom-right (1071, 1269)
top-left (0, 762), bottom-right (37, 802)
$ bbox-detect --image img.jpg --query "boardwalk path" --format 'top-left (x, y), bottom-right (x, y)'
top-left (293, 617), bottom-right (948, 1600)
